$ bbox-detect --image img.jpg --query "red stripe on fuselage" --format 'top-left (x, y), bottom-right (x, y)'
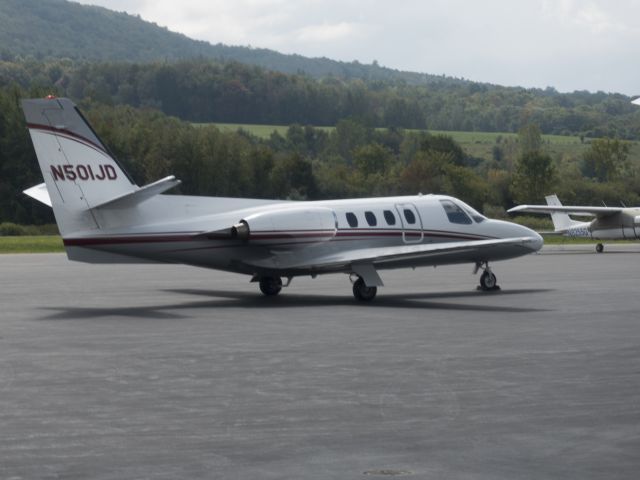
top-left (63, 234), bottom-right (196, 246)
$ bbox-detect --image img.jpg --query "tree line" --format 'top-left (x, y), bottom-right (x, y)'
top-left (1, 85), bottom-right (638, 228)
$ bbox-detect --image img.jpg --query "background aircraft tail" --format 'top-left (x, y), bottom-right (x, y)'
top-left (22, 97), bottom-right (138, 235)
top-left (545, 194), bottom-right (581, 232)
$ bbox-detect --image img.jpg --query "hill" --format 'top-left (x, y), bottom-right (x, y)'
top-left (2, 58), bottom-right (639, 138)
top-left (0, 0), bottom-right (461, 87)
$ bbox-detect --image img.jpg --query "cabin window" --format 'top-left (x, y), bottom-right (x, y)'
top-left (403, 209), bottom-right (416, 225)
top-left (440, 199), bottom-right (472, 224)
top-left (346, 212), bottom-right (358, 228)
top-left (383, 210), bottom-right (396, 225)
top-left (365, 211), bottom-right (377, 226)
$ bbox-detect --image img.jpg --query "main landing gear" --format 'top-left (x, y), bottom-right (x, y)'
top-left (476, 262), bottom-right (500, 291)
top-left (258, 276), bottom-right (283, 296)
top-left (596, 243), bottom-right (604, 253)
top-left (351, 276), bottom-right (377, 302)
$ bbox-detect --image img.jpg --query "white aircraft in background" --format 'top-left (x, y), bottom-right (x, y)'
top-left (21, 97), bottom-right (542, 301)
top-left (509, 194), bottom-right (640, 253)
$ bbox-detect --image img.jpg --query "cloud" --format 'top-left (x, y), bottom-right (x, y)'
top-left (74, 0), bottom-right (640, 94)
top-left (295, 22), bottom-right (358, 43)
top-left (542, 0), bottom-right (639, 34)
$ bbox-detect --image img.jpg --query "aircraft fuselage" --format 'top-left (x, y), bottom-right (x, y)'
top-left (565, 209), bottom-right (640, 240)
top-left (64, 194), bottom-right (540, 278)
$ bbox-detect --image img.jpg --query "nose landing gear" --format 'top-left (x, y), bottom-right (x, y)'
top-left (475, 262), bottom-right (500, 291)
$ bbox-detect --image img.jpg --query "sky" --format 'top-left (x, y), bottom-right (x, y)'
top-left (75, 0), bottom-right (640, 95)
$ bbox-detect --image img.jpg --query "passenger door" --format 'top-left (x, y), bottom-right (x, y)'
top-left (395, 203), bottom-right (423, 243)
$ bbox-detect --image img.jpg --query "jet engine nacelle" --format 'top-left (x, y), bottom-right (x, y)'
top-left (231, 206), bottom-right (338, 242)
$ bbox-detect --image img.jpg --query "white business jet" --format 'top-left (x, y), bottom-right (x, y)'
top-left (22, 97), bottom-right (542, 301)
top-left (509, 194), bottom-right (640, 253)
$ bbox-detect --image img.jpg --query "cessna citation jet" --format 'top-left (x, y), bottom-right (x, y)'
top-left (21, 97), bottom-right (542, 301)
top-left (509, 194), bottom-right (640, 253)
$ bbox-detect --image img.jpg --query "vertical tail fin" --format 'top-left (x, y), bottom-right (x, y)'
top-left (22, 97), bottom-right (137, 235)
top-left (545, 194), bottom-right (580, 232)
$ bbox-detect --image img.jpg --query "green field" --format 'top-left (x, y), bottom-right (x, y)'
top-left (0, 236), bottom-right (64, 254)
top-left (212, 122), bottom-right (579, 143)
top-left (210, 122), bottom-right (639, 161)
top-left (209, 123), bottom-right (333, 138)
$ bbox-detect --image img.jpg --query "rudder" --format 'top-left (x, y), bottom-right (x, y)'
top-left (545, 194), bottom-right (580, 232)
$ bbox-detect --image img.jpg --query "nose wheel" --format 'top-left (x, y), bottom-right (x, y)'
top-left (476, 262), bottom-right (500, 291)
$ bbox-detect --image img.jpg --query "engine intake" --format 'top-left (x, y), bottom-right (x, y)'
top-left (231, 221), bottom-right (250, 241)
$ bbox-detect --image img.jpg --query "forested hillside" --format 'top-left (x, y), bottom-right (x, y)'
top-left (2, 58), bottom-right (639, 138)
top-left (2, 0), bottom-right (639, 138)
top-left (0, 0), bottom-right (456, 86)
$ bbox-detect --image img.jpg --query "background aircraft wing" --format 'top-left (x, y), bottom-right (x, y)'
top-left (283, 236), bottom-right (539, 272)
top-left (507, 204), bottom-right (623, 218)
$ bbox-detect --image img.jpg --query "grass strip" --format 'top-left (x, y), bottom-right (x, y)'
top-left (0, 235), bottom-right (64, 254)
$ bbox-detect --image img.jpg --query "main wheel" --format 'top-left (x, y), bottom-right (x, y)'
top-left (596, 243), bottom-right (604, 253)
top-left (479, 270), bottom-right (498, 291)
top-left (259, 276), bottom-right (282, 296)
top-left (352, 277), bottom-right (377, 302)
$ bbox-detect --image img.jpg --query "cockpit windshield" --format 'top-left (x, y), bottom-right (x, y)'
top-left (458, 200), bottom-right (486, 223)
top-left (440, 199), bottom-right (486, 224)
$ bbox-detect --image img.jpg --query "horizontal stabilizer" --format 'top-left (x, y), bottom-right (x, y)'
top-left (23, 183), bottom-right (52, 207)
top-left (90, 175), bottom-right (181, 210)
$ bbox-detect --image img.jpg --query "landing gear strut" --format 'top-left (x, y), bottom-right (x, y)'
top-left (595, 243), bottom-right (604, 253)
top-left (352, 276), bottom-right (377, 302)
top-left (476, 262), bottom-right (500, 291)
top-left (259, 276), bottom-right (283, 296)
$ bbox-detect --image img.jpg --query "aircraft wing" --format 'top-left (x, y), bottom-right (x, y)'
top-left (281, 236), bottom-right (539, 275)
top-left (507, 204), bottom-right (623, 218)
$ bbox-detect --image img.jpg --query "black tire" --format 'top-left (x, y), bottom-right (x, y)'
top-left (480, 270), bottom-right (497, 291)
top-left (259, 276), bottom-right (282, 296)
top-left (596, 243), bottom-right (604, 253)
top-left (352, 277), bottom-right (377, 301)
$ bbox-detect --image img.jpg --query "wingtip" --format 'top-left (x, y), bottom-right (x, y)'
top-left (507, 205), bottom-right (527, 213)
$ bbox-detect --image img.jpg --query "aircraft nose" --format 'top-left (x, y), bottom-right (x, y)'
top-left (521, 225), bottom-right (544, 252)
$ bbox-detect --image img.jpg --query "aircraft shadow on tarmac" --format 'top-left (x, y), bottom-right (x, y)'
top-left (39, 288), bottom-right (551, 320)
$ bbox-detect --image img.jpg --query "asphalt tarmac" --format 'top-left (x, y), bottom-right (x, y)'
top-left (1, 245), bottom-right (639, 479)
